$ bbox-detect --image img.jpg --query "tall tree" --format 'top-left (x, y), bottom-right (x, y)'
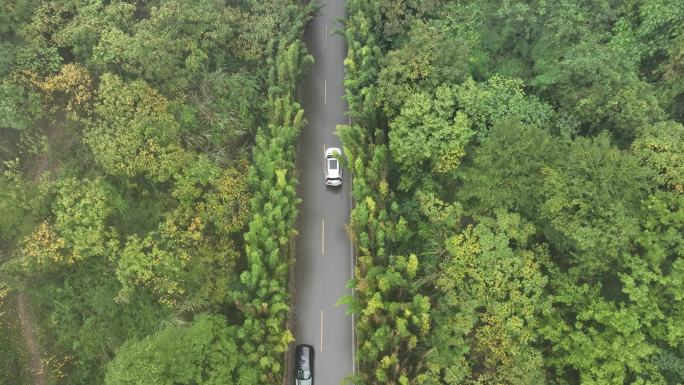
top-left (388, 85), bottom-right (473, 191)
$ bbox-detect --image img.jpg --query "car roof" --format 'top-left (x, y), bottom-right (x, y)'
top-left (295, 344), bottom-right (313, 370)
top-left (327, 159), bottom-right (340, 178)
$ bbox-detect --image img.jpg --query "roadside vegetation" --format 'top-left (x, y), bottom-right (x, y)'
top-left (0, 1), bottom-right (312, 384)
top-left (341, 0), bottom-right (684, 384)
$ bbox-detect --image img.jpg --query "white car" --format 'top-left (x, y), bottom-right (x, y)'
top-left (325, 147), bottom-right (342, 186)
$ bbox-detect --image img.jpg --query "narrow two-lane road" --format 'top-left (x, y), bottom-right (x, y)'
top-left (292, 0), bottom-right (353, 384)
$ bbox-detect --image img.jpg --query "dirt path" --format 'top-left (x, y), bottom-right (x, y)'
top-left (17, 292), bottom-right (46, 385)
top-left (17, 129), bottom-right (54, 385)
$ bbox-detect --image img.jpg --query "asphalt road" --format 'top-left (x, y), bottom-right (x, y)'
top-left (292, 0), bottom-right (353, 384)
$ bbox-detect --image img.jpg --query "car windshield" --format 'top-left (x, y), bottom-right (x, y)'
top-left (296, 370), bottom-right (311, 380)
top-left (328, 158), bottom-right (338, 169)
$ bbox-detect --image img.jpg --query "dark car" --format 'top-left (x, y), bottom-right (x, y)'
top-left (294, 344), bottom-right (314, 385)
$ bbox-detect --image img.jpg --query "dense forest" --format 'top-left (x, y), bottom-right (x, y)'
top-left (0, 0), bottom-right (312, 384)
top-left (341, 0), bottom-right (684, 384)
top-left (2, 0), bottom-right (684, 384)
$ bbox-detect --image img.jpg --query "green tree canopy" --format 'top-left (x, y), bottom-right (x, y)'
top-left (106, 315), bottom-right (258, 385)
top-left (377, 21), bottom-right (469, 117)
top-left (457, 121), bottom-right (561, 219)
top-left (455, 75), bottom-right (553, 140)
top-left (388, 85), bottom-right (473, 190)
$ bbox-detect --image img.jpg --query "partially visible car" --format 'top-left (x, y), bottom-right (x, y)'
top-left (294, 344), bottom-right (314, 385)
top-left (325, 147), bottom-right (342, 187)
